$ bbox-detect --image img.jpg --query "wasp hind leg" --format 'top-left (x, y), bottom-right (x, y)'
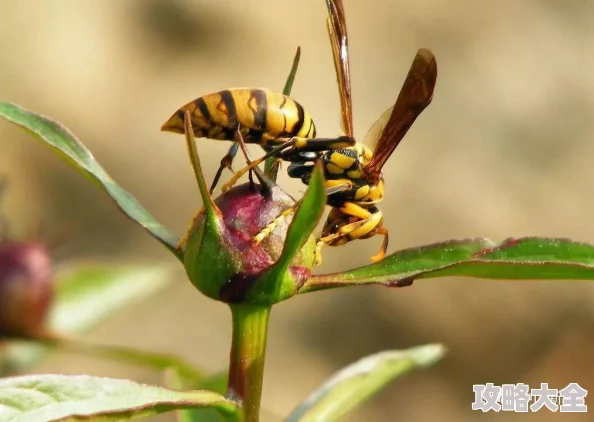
top-left (370, 227), bottom-right (389, 263)
top-left (315, 202), bottom-right (387, 264)
top-left (265, 158), bottom-right (282, 181)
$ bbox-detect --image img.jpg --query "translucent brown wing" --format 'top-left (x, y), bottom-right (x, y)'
top-left (364, 48), bottom-right (437, 183)
top-left (362, 105), bottom-right (393, 150)
top-left (326, 0), bottom-right (353, 137)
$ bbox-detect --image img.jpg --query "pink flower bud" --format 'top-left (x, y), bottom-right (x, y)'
top-left (0, 241), bottom-right (54, 338)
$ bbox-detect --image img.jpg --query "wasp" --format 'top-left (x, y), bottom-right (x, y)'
top-left (231, 0), bottom-right (437, 264)
top-left (161, 88), bottom-right (354, 192)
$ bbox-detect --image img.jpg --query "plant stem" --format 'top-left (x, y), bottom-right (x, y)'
top-left (227, 304), bottom-right (271, 422)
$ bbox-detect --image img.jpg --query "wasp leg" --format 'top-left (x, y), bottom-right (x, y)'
top-left (254, 205), bottom-right (297, 244)
top-left (222, 138), bottom-right (298, 192)
top-left (317, 202), bottom-right (386, 263)
top-left (265, 135), bottom-right (355, 151)
top-left (209, 143), bottom-right (240, 194)
top-left (234, 125), bottom-right (259, 186)
top-left (265, 158), bottom-right (282, 181)
top-left (222, 136), bottom-right (356, 193)
top-left (370, 227), bottom-right (389, 263)
top-left (254, 182), bottom-right (352, 245)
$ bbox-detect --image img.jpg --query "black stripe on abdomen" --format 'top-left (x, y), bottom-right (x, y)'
top-left (219, 90), bottom-right (238, 127)
top-left (195, 97), bottom-right (211, 122)
top-left (291, 100), bottom-right (305, 136)
top-left (249, 89), bottom-right (268, 131)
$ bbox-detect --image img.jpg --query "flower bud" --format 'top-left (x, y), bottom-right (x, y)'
top-left (0, 241), bottom-right (54, 338)
top-left (182, 182), bottom-right (316, 305)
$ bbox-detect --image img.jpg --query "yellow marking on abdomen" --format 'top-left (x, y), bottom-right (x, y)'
top-left (161, 88), bottom-right (316, 139)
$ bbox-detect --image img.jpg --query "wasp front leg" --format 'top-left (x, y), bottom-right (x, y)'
top-left (315, 203), bottom-right (388, 264)
top-left (253, 182), bottom-right (352, 246)
top-left (221, 136), bottom-right (355, 192)
top-left (221, 137), bottom-right (295, 192)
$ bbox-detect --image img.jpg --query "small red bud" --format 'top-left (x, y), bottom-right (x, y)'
top-left (182, 182), bottom-right (316, 304)
top-left (0, 241), bottom-right (54, 338)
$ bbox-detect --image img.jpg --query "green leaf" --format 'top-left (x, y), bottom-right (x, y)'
top-left (249, 164), bottom-right (325, 302)
top-left (300, 237), bottom-right (594, 293)
top-left (265, 46), bottom-right (302, 178)
top-left (282, 46), bottom-right (301, 97)
top-left (2, 264), bottom-right (175, 372)
top-left (0, 101), bottom-right (181, 259)
top-left (166, 370), bottom-right (230, 422)
top-left (0, 374), bottom-right (239, 422)
top-left (42, 338), bottom-right (204, 386)
top-left (285, 344), bottom-right (445, 422)
top-left (52, 264), bottom-right (175, 334)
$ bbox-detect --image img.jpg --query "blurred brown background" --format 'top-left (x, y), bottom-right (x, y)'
top-left (1, 0), bottom-right (594, 420)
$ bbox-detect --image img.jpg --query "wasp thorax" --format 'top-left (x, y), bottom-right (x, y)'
top-left (0, 241), bottom-right (54, 338)
top-left (181, 182), bottom-right (316, 305)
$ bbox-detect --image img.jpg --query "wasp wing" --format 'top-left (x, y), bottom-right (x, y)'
top-left (326, 0), bottom-right (353, 137)
top-left (364, 48), bottom-right (437, 183)
top-left (362, 105), bottom-right (393, 150)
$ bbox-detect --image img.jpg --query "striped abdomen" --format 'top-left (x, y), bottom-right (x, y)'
top-left (161, 88), bottom-right (316, 145)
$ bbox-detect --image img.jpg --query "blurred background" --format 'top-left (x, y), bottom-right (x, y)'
top-left (1, 0), bottom-right (594, 420)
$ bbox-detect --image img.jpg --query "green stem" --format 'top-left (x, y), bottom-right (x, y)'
top-left (227, 304), bottom-right (271, 422)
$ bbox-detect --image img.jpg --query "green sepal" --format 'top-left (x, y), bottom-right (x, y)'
top-left (179, 111), bottom-right (235, 301)
top-left (246, 163), bottom-right (324, 304)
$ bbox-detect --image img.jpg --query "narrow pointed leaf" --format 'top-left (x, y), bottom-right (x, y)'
top-left (3, 264), bottom-right (174, 372)
top-left (282, 46), bottom-right (301, 97)
top-left (0, 374), bottom-right (238, 422)
top-left (0, 101), bottom-right (180, 259)
top-left (286, 344), bottom-right (445, 422)
top-left (301, 237), bottom-right (594, 293)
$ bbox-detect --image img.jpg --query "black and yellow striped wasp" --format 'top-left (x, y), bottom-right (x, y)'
top-left (162, 0), bottom-right (437, 264)
top-left (233, 0), bottom-right (438, 264)
top-left (161, 87), bottom-right (354, 193)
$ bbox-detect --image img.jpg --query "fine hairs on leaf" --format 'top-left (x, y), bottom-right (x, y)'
top-left (0, 375), bottom-right (239, 421)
